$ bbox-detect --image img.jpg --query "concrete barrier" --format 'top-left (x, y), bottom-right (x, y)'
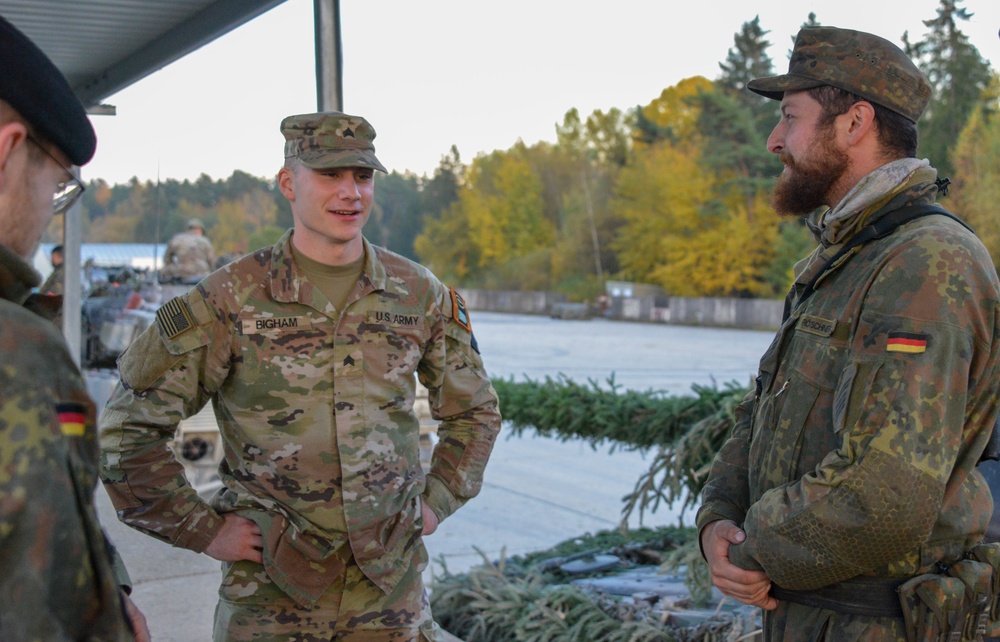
top-left (459, 289), bottom-right (783, 331)
top-left (460, 290), bottom-right (567, 315)
top-left (667, 297), bottom-right (783, 330)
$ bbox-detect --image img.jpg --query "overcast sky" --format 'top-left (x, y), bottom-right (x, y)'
top-left (83, 0), bottom-right (1000, 185)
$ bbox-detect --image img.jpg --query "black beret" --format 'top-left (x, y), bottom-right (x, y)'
top-left (0, 15), bottom-right (96, 165)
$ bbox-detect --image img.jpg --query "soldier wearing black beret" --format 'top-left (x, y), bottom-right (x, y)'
top-left (0, 14), bottom-right (149, 641)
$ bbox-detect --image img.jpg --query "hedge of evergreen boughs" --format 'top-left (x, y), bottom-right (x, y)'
top-left (490, 375), bottom-right (751, 524)
top-left (428, 376), bottom-right (761, 641)
top-left (430, 527), bottom-right (760, 642)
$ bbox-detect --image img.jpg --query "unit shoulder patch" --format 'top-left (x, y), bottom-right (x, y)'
top-left (450, 288), bottom-right (472, 332)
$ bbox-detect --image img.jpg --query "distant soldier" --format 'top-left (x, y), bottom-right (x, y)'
top-left (160, 217), bottom-right (216, 281)
top-left (0, 15), bottom-right (148, 641)
top-left (100, 111), bottom-right (501, 640)
top-left (38, 243), bottom-right (64, 295)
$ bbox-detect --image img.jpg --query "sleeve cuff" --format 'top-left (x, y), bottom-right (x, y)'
top-left (109, 544), bottom-right (133, 593)
top-left (423, 475), bottom-right (465, 523)
top-left (172, 506), bottom-right (225, 553)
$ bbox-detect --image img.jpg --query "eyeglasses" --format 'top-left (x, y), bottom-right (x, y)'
top-left (26, 134), bottom-right (86, 215)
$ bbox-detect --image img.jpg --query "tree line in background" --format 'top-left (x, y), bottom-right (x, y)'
top-left (50, 0), bottom-right (998, 301)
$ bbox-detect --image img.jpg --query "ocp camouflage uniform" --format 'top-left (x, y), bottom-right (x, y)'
top-left (161, 230), bottom-right (216, 280)
top-left (100, 230), bottom-right (501, 640)
top-left (0, 244), bottom-right (134, 641)
top-left (697, 169), bottom-right (1000, 641)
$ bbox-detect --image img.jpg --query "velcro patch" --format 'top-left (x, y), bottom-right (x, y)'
top-left (886, 332), bottom-right (928, 354)
top-left (156, 297), bottom-right (194, 339)
top-left (241, 316), bottom-right (314, 335)
top-left (56, 402), bottom-right (86, 437)
top-left (450, 288), bottom-right (471, 332)
top-left (370, 311), bottom-right (421, 327)
top-left (798, 314), bottom-right (836, 337)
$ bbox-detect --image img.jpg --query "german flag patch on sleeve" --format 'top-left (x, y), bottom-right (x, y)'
top-left (56, 402), bottom-right (86, 437)
top-left (886, 332), bottom-right (928, 354)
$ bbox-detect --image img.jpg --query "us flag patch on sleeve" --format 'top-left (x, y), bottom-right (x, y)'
top-left (886, 332), bottom-right (928, 354)
top-left (156, 297), bottom-right (194, 339)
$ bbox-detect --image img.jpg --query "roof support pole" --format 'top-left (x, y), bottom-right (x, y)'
top-left (314, 0), bottom-right (343, 112)
top-left (62, 194), bottom-right (84, 367)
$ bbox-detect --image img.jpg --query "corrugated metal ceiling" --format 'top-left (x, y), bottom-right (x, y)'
top-left (0, 0), bottom-right (289, 107)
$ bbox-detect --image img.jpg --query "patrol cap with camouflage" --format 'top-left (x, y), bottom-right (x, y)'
top-left (747, 26), bottom-right (932, 123)
top-left (281, 111), bottom-right (387, 173)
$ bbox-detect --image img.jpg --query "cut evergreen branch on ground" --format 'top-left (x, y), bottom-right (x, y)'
top-left (430, 527), bottom-right (760, 642)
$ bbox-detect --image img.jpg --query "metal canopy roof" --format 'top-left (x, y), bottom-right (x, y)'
top-left (0, 0), bottom-right (289, 108)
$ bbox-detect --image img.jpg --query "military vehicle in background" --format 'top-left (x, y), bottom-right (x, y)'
top-left (79, 261), bottom-right (226, 493)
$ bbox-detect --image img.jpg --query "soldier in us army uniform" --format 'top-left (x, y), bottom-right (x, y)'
top-left (100, 111), bottom-right (502, 641)
top-left (696, 27), bottom-right (1000, 642)
top-left (0, 15), bottom-right (149, 642)
top-left (160, 217), bottom-right (217, 282)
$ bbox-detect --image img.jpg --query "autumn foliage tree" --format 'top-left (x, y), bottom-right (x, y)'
top-left (950, 82), bottom-right (1000, 265)
top-left (54, 7), bottom-right (999, 301)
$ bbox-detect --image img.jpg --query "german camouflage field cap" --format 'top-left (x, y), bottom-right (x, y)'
top-left (281, 111), bottom-right (387, 173)
top-left (747, 26), bottom-right (932, 123)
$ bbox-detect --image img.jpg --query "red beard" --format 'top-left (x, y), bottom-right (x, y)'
top-left (771, 130), bottom-right (850, 217)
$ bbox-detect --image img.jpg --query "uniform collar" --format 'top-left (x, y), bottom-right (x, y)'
top-left (0, 243), bottom-right (42, 305)
top-left (818, 158), bottom-right (936, 247)
top-left (268, 231), bottom-right (388, 307)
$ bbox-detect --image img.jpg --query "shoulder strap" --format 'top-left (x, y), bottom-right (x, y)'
top-left (795, 204), bottom-right (972, 309)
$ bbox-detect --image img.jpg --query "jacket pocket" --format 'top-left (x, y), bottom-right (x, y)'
top-left (750, 377), bottom-right (821, 495)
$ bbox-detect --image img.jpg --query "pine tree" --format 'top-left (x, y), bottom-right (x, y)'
top-left (788, 12), bottom-right (821, 59)
top-left (718, 16), bottom-right (773, 95)
top-left (717, 16), bottom-right (775, 138)
top-left (903, 0), bottom-right (993, 179)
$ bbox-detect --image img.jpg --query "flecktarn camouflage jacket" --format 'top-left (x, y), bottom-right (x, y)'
top-left (697, 179), bottom-right (1000, 640)
top-left (0, 244), bottom-right (133, 641)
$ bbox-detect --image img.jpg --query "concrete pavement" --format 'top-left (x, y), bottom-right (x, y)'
top-left (98, 430), bottom-right (682, 641)
top-left (95, 313), bottom-right (768, 640)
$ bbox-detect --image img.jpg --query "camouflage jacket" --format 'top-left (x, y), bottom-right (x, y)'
top-left (161, 231), bottom-right (216, 279)
top-left (0, 244), bottom-right (133, 641)
top-left (100, 231), bottom-right (501, 607)
top-left (39, 261), bottom-right (64, 295)
top-left (696, 176), bottom-right (1000, 636)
